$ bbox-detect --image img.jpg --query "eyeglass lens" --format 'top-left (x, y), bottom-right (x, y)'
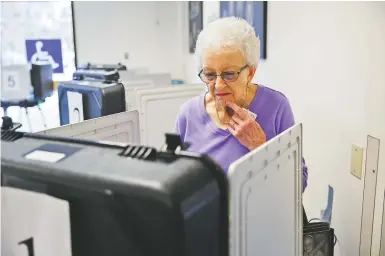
top-left (199, 72), bottom-right (239, 83)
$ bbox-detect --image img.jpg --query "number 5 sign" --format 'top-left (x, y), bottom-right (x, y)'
top-left (1, 187), bottom-right (72, 256)
top-left (2, 70), bottom-right (20, 91)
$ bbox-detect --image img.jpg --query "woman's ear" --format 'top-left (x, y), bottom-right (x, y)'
top-left (248, 65), bottom-right (257, 83)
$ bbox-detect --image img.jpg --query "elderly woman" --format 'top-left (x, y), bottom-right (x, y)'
top-left (174, 17), bottom-right (308, 190)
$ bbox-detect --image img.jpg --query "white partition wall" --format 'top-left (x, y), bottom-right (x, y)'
top-left (228, 124), bottom-right (303, 256)
top-left (135, 85), bottom-right (205, 148)
top-left (122, 80), bottom-right (154, 110)
top-left (380, 190), bottom-right (385, 256)
top-left (123, 80), bottom-right (153, 87)
top-left (38, 110), bottom-right (140, 144)
top-left (123, 73), bottom-right (172, 87)
top-left (125, 85), bottom-right (154, 111)
top-left (123, 79), bottom-right (185, 111)
top-left (118, 67), bottom-right (149, 81)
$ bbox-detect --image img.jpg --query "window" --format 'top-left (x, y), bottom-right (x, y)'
top-left (1, 1), bottom-right (77, 81)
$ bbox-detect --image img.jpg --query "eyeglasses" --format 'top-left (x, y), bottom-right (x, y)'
top-left (198, 64), bottom-right (249, 84)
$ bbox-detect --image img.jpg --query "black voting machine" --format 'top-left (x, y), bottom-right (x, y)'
top-left (58, 69), bottom-right (126, 126)
top-left (1, 63), bottom-right (54, 123)
top-left (77, 62), bottom-right (128, 72)
top-left (1, 121), bottom-right (229, 256)
top-left (30, 63), bottom-right (54, 100)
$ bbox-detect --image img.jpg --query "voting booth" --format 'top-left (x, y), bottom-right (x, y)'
top-left (77, 63), bottom-right (152, 83)
top-left (2, 118), bottom-right (303, 255)
top-left (38, 110), bottom-right (140, 144)
top-left (1, 63), bottom-right (54, 102)
top-left (30, 63), bottom-right (54, 100)
top-left (1, 64), bottom-right (33, 101)
top-left (77, 62), bottom-right (128, 71)
top-left (1, 64), bottom-right (54, 132)
top-left (58, 70), bottom-right (126, 126)
top-left (121, 73), bottom-right (172, 87)
top-left (228, 123), bottom-right (303, 256)
top-left (381, 193), bottom-right (385, 256)
top-left (122, 80), bottom-right (154, 110)
top-left (135, 85), bottom-right (205, 148)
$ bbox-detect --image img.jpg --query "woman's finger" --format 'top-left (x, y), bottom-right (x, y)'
top-left (228, 125), bottom-right (240, 138)
top-left (225, 101), bottom-right (248, 120)
top-left (229, 119), bottom-right (238, 130)
top-left (232, 114), bottom-right (244, 125)
top-left (228, 124), bottom-right (235, 134)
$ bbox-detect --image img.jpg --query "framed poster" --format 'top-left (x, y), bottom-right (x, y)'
top-left (220, 1), bottom-right (268, 59)
top-left (188, 1), bottom-right (203, 53)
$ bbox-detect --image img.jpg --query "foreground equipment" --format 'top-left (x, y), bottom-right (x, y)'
top-left (1, 129), bottom-right (229, 256)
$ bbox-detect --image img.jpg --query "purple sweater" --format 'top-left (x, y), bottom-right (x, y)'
top-left (174, 84), bottom-right (308, 191)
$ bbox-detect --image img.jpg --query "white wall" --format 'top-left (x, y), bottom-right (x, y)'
top-left (186, 2), bottom-right (385, 256)
top-left (181, 1), bottom-right (221, 84)
top-left (73, 1), bottom-right (185, 79)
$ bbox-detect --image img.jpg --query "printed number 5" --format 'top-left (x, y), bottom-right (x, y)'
top-left (18, 237), bottom-right (35, 256)
top-left (8, 75), bottom-right (16, 88)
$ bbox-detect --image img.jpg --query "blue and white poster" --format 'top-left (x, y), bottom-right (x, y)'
top-left (220, 1), bottom-right (267, 59)
top-left (25, 39), bottom-right (64, 74)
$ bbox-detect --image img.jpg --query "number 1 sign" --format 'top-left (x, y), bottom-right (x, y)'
top-left (1, 187), bottom-right (72, 256)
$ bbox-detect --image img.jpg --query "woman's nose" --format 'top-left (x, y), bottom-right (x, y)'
top-left (214, 76), bottom-right (227, 90)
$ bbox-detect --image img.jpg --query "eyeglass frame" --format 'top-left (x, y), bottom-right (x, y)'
top-left (198, 64), bottom-right (249, 84)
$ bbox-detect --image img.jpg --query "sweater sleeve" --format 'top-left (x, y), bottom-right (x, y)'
top-left (275, 97), bottom-right (309, 192)
top-left (173, 110), bottom-right (187, 143)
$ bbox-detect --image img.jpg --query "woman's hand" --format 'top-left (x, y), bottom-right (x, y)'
top-left (226, 101), bottom-right (266, 151)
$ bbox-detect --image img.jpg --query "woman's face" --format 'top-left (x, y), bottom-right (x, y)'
top-left (201, 48), bottom-right (256, 107)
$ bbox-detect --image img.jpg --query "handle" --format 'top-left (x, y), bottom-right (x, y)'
top-left (72, 70), bottom-right (120, 82)
top-left (77, 62), bottom-right (127, 71)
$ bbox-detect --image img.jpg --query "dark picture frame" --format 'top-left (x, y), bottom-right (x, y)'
top-left (188, 1), bottom-right (203, 54)
top-left (220, 1), bottom-right (268, 59)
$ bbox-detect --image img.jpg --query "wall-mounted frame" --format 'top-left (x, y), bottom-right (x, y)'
top-left (220, 1), bottom-right (268, 59)
top-left (188, 1), bottom-right (203, 54)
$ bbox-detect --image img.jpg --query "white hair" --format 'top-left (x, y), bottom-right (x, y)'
top-left (194, 16), bottom-right (261, 72)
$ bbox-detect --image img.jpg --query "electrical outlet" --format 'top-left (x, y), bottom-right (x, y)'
top-left (351, 144), bottom-right (364, 179)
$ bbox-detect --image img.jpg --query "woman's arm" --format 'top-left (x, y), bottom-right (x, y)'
top-left (275, 97), bottom-right (309, 192)
top-left (173, 110), bottom-right (186, 143)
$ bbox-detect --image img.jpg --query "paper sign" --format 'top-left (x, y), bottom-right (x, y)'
top-left (243, 108), bottom-right (257, 120)
top-left (2, 70), bottom-right (20, 91)
top-left (25, 150), bottom-right (66, 163)
top-left (1, 187), bottom-right (72, 256)
top-left (67, 91), bottom-right (84, 124)
top-left (320, 185), bottom-right (334, 223)
top-left (25, 39), bottom-right (64, 74)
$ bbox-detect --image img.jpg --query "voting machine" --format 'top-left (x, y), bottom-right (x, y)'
top-left (58, 70), bottom-right (126, 126)
top-left (1, 130), bottom-right (229, 256)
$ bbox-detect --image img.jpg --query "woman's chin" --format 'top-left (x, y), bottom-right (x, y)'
top-left (216, 95), bottom-right (235, 105)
